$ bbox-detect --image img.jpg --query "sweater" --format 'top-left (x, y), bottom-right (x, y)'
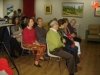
top-left (22, 27), bottom-right (37, 44)
top-left (46, 29), bottom-right (64, 51)
top-left (35, 26), bottom-right (46, 43)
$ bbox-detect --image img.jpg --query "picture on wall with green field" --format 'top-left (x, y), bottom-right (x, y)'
top-left (62, 2), bottom-right (84, 17)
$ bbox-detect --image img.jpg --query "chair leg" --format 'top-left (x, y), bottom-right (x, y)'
top-left (58, 58), bottom-right (61, 75)
top-left (51, 58), bottom-right (53, 66)
top-left (45, 57), bottom-right (51, 74)
top-left (20, 49), bottom-right (24, 58)
top-left (29, 51), bottom-right (33, 66)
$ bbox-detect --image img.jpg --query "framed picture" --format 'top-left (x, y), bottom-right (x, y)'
top-left (7, 4), bottom-right (13, 17)
top-left (94, 6), bottom-right (100, 17)
top-left (62, 2), bottom-right (84, 17)
top-left (44, 4), bottom-right (52, 14)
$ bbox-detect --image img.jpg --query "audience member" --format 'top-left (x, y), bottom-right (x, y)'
top-left (17, 9), bottom-right (24, 20)
top-left (31, 16), bottom-right (38, 28)
top-left (21, 16), bottom-right (28, 29)
top-left (22, 18), bottom-right (46, 67)
top-left (11, 16), bottom-right (22, 43)
top-left (35, 17), bottom-right (48, 57)
top-left (68, 19), bottom-right (81, 43)
top-left (0, 18), bottom-right (23, 58)
top-left (57, 19), bottom-right (78, 54)
top-left (12, 10), bottom-right (18, 18)
top-left (64, 18), bottom-right (82, 60)
top-left (53, 18), bottom-right (57, 21)
top-left (57, 19), bottom-right (80, 68)
top-left (46, 20), bottom-right (77, 75)
top-left (35, 17), bottom-right (46, 44)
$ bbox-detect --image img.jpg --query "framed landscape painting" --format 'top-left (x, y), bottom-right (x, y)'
top-left (94, 6), bottom-right (100, 17)
top-left (44, 4), bottom-right (52, 14)
top-left (62, 2), bottom-right (84, 17)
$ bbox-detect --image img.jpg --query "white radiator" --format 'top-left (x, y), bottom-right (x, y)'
top-left (73, 24), bottom-right (80, 37)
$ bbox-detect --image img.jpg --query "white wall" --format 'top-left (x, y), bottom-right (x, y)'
top-left (35, 0), bottom-right (100, 38)
top-left (0, 0), bottom-right (4, 18)
top-left (3, 0), bottom-right (23, 17)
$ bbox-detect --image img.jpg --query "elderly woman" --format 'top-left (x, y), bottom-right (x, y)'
top-left (22, 18), bottom-right (46, 67)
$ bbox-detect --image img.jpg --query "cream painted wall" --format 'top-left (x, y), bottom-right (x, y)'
top-left (0, 0), bottom-right (4, 18)
top-left (35, 0), bottom-right (100, 38)
top-left (3, 0), bottom-right (23, 17)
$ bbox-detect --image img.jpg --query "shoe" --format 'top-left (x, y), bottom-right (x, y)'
top-left (40, 59), bottom-right (47, 61)
top-left (34, 64), bottom-right (41, 67)
top-left (78, 54), bottom-right (83, 60)
top-left (10, 55), bottom-right (18, 58)
top-left (76, 66), bottom-right (82, 70)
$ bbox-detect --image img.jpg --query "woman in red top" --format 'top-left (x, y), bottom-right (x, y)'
top-left (22, 18), bottom-right (46, 67)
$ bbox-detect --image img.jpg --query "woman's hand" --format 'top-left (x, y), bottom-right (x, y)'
top-left (71, 33), bottom-right (75, 37)
top-left (15, 35), bottom-right (20, 38)
top-left (62, 38), bottom-right (66, 43)
top-left (33, 41), bottom-right (40, 45)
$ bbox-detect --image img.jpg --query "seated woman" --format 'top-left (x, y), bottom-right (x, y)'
top-left (11, 16), bottom-right (22, 43)
top-left (22, 18), bottom-right (46, 67)
top-left (63, 18), bottom-right (82, 60)
top-left (57, 19), bottom-right (79, 64)
top-left (7, 18), bottom-right (23, 57)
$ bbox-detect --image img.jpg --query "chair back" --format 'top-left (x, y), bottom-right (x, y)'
top-left (21, 36), bottom-right (32, 50)
top-left (47, 44), bottom-right (60, 58)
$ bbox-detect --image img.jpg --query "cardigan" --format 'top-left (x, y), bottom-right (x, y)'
top-left (35, 26), bottom-right (46, 44)
top-left (46, 29), bottom-right (64, 51)
top-left (22, 27), bottom-right (37, 44)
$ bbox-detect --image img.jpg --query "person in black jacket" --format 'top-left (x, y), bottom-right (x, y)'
top-left (0, 18), bottom-right (24, 58)
top-left (68, 19), bottom-right (81, 43)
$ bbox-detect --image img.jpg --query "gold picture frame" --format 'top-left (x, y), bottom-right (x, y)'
top-left (62, 2), bottom-right (84, 17)
top-left (94, 6), bottom-right (100, 17)
top-left (44, 4), bottom-right (52, 14)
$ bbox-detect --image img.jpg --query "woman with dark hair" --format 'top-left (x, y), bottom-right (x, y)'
top-left (63, 18), bottom-right (82, 60)
top-left (21, 16), bottom-right (28, 29)
top-left (6, 18), bottom-right (23, 58)
top-left (57, 19), bottom-right (82, 70)
top-left (57, 19), bottom-right (78, 54)
top-left (11, 16), bottom-right (22, 43)
top-left (22, 18), bottom-right (46, 67)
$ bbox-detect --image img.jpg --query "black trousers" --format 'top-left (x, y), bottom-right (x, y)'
top-left (10, 37), bottom-right (22, 56)
top-left (50, 47), bottom-right (77, 74)
top-left (72, 49), bottom-right (80, 65)
top-left (73, 37), bottom-right (81, 43)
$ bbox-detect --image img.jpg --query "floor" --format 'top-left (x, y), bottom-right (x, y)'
top-left (0, 40), bottom-right (100, 75)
